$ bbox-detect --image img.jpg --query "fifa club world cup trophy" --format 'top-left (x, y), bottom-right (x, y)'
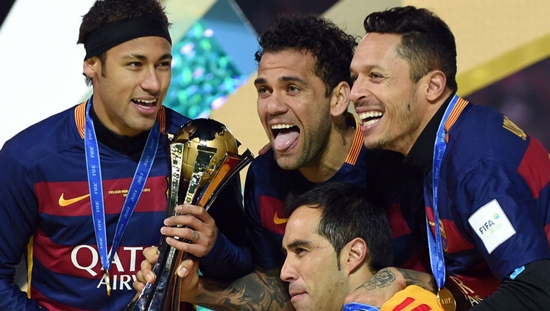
top-left (126, 118), bottom-right (254, 311)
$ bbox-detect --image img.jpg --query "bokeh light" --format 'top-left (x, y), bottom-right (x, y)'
top-left (164, 20), bottom-right (248, 119)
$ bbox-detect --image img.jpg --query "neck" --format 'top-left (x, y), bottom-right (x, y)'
top-left (401, 90), bottom-right (454, 156)
top-left (299, 114), bottom-right (356, 183)
top-left (90, 106), bottom-right (149, 155)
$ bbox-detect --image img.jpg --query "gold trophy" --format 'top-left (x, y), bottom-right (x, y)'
top-left (125, 118), bottom-right (254, 311)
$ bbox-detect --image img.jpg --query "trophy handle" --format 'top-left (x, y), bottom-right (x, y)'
top-left (200, 149), bottom-right (254, 210)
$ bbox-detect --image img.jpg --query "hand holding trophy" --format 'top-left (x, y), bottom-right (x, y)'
top-left (125, 118), bottom-right (253, 311)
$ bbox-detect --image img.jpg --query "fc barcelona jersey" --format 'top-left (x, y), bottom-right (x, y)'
top-left (423, 97), bottom-right (550, 303)
top-left (245, 120), bottom-right (430, 273)
top-left (0, 102), bottom-right (248, 311)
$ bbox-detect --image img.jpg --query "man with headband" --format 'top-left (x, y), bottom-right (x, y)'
top-left (0, 0), bottom-right (250, 310)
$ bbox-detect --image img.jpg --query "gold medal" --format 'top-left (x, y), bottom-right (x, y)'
top-left (105, 271), bottom-right (111, 297)
top-left (437, 288), bottom-right (456, 311)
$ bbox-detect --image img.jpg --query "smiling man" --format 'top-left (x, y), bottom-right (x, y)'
top-left (281, 182), bottom-right (442, 311)
top-left (0, 0), bottom-right (248, 310)
top-left (348, 6), bottom-right (550, 310)
top-left (134, 15), bottom-right (432, 311)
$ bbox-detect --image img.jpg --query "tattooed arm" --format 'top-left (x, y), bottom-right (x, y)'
top-left (135, 246), bottom-right (293, 311)
top-left (191, 266), bottom-right (294, 311)
top-left (398, 268), bottom-right (437, 292)
top-left (344, 267), bottom-right (436, 307)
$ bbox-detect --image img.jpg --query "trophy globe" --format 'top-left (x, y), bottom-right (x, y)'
top-left (172, 118), bottom-right (239, 186)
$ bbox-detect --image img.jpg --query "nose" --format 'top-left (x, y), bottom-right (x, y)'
top-left (349, 76), bottom-right (368, 104)
top-left (263, 91), bottom-right (288, 116)
top-left (280, 256), bottom-right (296, 282)
top-left (141, 67), bottom-right (161, 94)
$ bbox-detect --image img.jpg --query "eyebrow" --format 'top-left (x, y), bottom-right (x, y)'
top-left (253, 77), bottom-right (266, 86)
top-left (122, 53), bottom-right (173, 62)
top-left (352, 63), bottom-right (382, 73)
top-left (253, 75), bottom-right (308, 86)
top-left (283, 239), bottom-right (313, 253)
top-left (280, 76), bottom-right (307, 84)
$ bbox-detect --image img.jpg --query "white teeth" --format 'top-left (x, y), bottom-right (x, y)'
top-left (271, 124), bottom-right (294, 129)
top-left (134, 99), bottom-right (157, 104)
top-left (363, 119), bottom-right (379, 126)
top-left (358, 111), bottom-right (383, 119)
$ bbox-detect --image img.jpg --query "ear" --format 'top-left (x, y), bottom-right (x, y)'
top-left (341, 238), bottom-right (368, 275)
top-left (330, 81), bottom-right (351, 117)
top-left (83, 56), bottom-right (100, 80)
top-left (424, 70), bottom-right (447, 102)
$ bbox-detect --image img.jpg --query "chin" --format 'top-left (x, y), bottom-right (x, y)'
top-left (291, 303), bottom-right (310, 311)
top-left (274, 156), bottom-right (301, 171)
top-left (133, 119), bottom-right (157, 132)
top-left (362, 139), bottom-right (382, 150)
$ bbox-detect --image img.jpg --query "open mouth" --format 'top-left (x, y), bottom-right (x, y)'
top-left (132, 98), bottom-right (157, 109)
top-left (358, 111), bottom-right (383, 126)
top-left (271, 124), bottom-right (300, 152)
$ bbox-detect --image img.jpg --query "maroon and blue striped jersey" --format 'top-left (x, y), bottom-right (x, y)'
top-left (424, 97), bottom-right (550, 302)
top-left (244, 122), bottom-right (430, 273)
top-left (0, 102), bottom-right (250, 311)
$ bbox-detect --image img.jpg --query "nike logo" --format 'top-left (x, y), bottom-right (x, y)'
top-left (59, 193), bottom-right (90, 207)
top-left (273, 212), bottom-right (288, 225)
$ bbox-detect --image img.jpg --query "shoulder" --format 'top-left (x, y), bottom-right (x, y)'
top-left (249, 149), bottom-right (279, 171)
top-left (247, 150), bottom-right (288, 182)
top-left (162, 106), bottom-right (192, 133)
top-left (1, 105), bottom-right (80, 164)
top-left (246, 150), bottom-right (303, 196)
top-left (447, 102), bottom-right (534, 170)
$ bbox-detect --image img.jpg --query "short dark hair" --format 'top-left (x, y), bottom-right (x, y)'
top-left (283, 182), bottom-right (393, 272)
top-left (77, 0), bottom-right (170, 86)
top-left (255, 15), bottom-right (357, 97)
top-left (363, 6), bottom-right (457, 92)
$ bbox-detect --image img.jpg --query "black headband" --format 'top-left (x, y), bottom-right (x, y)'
top-left (84, 15), bottom-right (171, 60)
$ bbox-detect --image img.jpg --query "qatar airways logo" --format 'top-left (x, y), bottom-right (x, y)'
top-left (71, 245), bottom-right (144, 291)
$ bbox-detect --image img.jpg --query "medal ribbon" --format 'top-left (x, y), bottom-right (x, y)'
top-left (84, 98), bottom-right (160, 293)
top-left (426, 94), bottom-right (459, 291)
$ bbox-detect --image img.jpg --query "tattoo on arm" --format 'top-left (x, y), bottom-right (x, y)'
top-left (358, 269), bottom-right (396, 291)
top-left (355, 268), bottom-right (436, 294)
top-left (194, 267), bottom-right (292, 311)
top-left (397, 268), bottom-right (437, 293)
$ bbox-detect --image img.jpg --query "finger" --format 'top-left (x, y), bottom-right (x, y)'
top-left (177, 258), bottom-right (199, 278)
top-left (175, 204), bottom-right (215, 225)
top-left (161, 224), bottom-right (216, 246)
top-left (174, 204), bottom-right (206, 216)
top-left (191, 230), bottom-right (200, 242)
top-left (163, 214), bottom-right (208, 230)
top-left (161, 226), bottom-right (197, 242)
top-left (166, 236), bottom-right (212, 257)
top-left (140, 258), bottom-right (156, 283)
top-left (136, 270), bottom-right (145, 283)
top-left (133, 279), bottom-right (145, 292)
top-left (258, 142), bottom-right (271, 155)
top-left (143, 246), bottom-right (159, 263)
top-left (164, 228), bottom-right (202, 243)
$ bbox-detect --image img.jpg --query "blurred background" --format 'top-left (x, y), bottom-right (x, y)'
top-left (2, 0), bottom-right (550, 305)
top-left (1, 0), bottom-right (550, 152)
